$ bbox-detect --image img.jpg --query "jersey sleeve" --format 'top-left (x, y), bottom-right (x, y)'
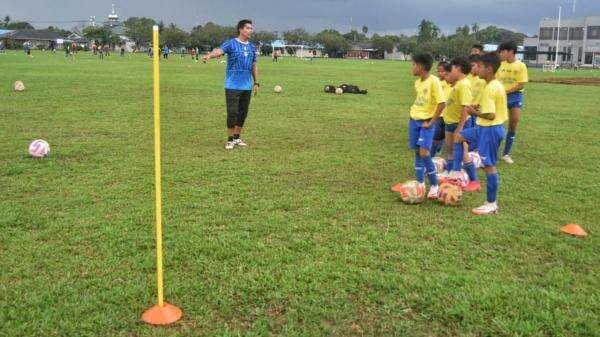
top-left (518, 63), bottom-right (529, 83)
top-left (220, 40), bottom-right (232, 54)
top-left (458, 82), bottom-right (473, 106)
top-left (432, 79), bottom-right (446, 104)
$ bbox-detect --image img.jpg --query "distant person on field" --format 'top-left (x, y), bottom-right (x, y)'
top-left (407, 53), bottom-right (446, 200)
top-left (471, 44), bottom-right (484, 56)
top-left (202, 19), bottom-right (260, 150)
top-left (162, 45), bottom-right (169, 59)
top-left (496, 41), bottom-right (528, 164)
top-left (120, 46), bottom-right (125, 57)
top-left (0, 41), bottom-right (5, 53)
top-left (273, 50), bottom-right (278, 63)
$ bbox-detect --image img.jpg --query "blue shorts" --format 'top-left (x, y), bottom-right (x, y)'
top-left (507, 92), bottom-right (524, 109)
top-left (433, 117), bottom-right (445, 142)
top-left (460, 125), bottom-right (505, 167)
top-left (445, 119), bottom-right (473, 133)
top-left (409, 118), bottom-right (436, 151)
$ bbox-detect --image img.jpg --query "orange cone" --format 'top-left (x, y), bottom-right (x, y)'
top-left (142, 303), bottom-right (183, 325)
top-left (560, 224), bottom-right (588, 237)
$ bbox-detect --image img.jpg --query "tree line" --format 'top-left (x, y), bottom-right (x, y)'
top-left (2, 15), bottom-right (526, 59)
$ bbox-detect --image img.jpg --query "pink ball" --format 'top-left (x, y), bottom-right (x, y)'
top-left (28, 139), bottom-right (50, 158)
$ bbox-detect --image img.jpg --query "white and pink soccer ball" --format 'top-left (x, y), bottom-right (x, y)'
top-left (468, 151), bottom-right (483, 169)
top-left (28, 139), bottom-right (50, 157)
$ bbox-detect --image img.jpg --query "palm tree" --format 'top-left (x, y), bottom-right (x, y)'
top-left (471, 23), bottom-right (480, 34)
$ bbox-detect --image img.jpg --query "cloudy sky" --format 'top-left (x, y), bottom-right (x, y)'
top-left (4, 0), bottom-right (600, 35)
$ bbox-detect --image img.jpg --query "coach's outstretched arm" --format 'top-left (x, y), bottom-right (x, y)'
top-left (202, 48), bottom-right (224, 61)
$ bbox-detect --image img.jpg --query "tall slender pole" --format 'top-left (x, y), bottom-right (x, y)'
top-left (142, 25), bottom-right (183, 326)
top-left (555, 6), bottom-right (562, 66)
top-left (152, 25), bottom-right (164, 308)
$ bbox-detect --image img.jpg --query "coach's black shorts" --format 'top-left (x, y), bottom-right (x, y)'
top-left (225, 89), bottom-right (252, 128)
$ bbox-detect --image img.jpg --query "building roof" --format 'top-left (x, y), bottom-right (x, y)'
top-left (5, 30), bottom-right (63, 41)
top-left (0, 29), bottom-right (14, 37)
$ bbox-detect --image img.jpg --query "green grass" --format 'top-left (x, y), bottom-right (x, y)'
top-left (1, 50), bottom-right (599, 337)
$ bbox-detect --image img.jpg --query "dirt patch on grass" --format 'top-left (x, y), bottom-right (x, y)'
top-left (531, 77), bottom-right (600, 86)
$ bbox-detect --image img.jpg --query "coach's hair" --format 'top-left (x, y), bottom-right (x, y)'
top-left (237, 19), bottom-right (253, 33)
top-left (498, 41), bottom-right (518, 54)
top-left (480, 52), bottom-right (501, 73)
top-left (412, 53), bottom-right (434, 71)
top-left (451, 56), bottom-right (471, 74)
top-left (472, 43), bottom-right (484, 52)
top-left (438, 61), bottom-right (452, 72)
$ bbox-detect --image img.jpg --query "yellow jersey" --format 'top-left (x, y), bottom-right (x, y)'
top-left (477, 79), bottom-right (508, 127)
top-left (467, 73), bottom-right (486, 105)
top-left (410, 75), bottom-right (446, 120)
top-left (443, 77), bottom-right (472, 124)
top-left (440, 80), bottom-right (452, 116)
top-left (496, 60), bottom-right (528, 93)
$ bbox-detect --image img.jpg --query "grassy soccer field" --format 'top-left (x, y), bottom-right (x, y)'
top-left (1, 51), bottom-right (599, 337)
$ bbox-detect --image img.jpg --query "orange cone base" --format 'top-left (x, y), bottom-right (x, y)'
top-left (142, 303), bottom-right (183, 325)
top-left (560, 224), bottom-right (588, 237)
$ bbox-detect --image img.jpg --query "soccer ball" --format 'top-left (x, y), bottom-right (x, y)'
top-left (29, 139), bottom-right (50, 157)
top-left (14, 81), bottom-right (25, 92)
top-left (392, 180), bottom-right (425, 204)
top-left (438, 182), bottom-right (462, 206)
top-left (335, 87), bottom-right (343, 95)
top-left (468, 151), bottom-right (483, 168)
top-left (274, 85), bottom-right (283, 93)
top-left (448, 170), bottom-right (469, 188)
top-left (433, 157), bottom-right (447, 173)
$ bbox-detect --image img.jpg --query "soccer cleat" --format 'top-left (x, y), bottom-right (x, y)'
top-left (463, 180), bottom-right (482, 192)
top-left (427, 184), bottom-right (440, 200)
top-left (472, 202), bottom-right (499, 215)
top-left (502, 154), bottom-right (514, 164)
top-left (225, 141), bottom-right (235, 150)
top-left (234, 138), bottom-right (247, 147)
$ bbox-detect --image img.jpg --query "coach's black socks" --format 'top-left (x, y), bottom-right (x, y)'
top-left (228, 136), bottom-right (234, 142)
top-left (234, 134), bottom-right (240, 140)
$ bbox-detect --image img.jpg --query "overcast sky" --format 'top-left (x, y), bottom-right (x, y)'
top-left (4, 0), bottom-right (600, 35)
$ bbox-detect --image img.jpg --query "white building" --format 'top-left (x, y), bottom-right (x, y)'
top-left (524, 15), bottom-right (600, 67)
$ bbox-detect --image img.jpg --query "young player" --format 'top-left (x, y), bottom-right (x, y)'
top-left (467, 55), bottom-right (486, 129)
top-left (443, 56), bottom-right (481, 192)
top-left (408, 54), bottom-right (446, 199)
top-left (471, 43), bottom-right (484, 56)
top-left (456, 52), bottom-right (507, 215)
top-left (433, 62), bottom-right (452, 157)
top-left (497, 41), bottom-right (528, 164)
top-left (203, 19), bottom-right (260, 150)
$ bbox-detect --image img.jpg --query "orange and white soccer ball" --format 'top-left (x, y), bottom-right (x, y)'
top-left (29, 139), bottom-right (50, 157)
top-left (14, 80), bottom-right (25, 92)
top-left (433, 157), bottom-right (446, 173)
top-left (468, 151), bottom-right (483, 168)
top-left (438, 182), bottom-right (462, 206)
top-left (274, 85), bottom-right (283, 93)
top-left (448, 170), bottom-right (469, 188)
top-left (392, 180), bottom-right (425, 204)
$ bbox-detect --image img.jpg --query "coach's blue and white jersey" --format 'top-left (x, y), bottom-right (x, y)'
top-left (220, 38), bottom-right (257, 90)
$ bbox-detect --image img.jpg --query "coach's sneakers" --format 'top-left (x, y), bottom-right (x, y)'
top-left (463, 180), bottom-right (482, 192)
top-left (225, 141), bottom-right (235, 150)
top-left (502, 154), bottom-right (514, 164)
top-left (472, 201), bottom-right (499, 215)
top-left (234, 138), bottom-right (247, 147)
top-left (427, 184), bottom-right (439, 200)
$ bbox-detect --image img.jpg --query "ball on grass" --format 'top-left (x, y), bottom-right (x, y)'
top-left (14, 81), bottom-right (25, 92)
top-left (393, 180), bottom-right (425, 204)
top-left (438, 182), bottom-right (462, 206)
top-left (274, 85), bottom-right (283, 93)
top-left (335, 87), bottom-right (343, 95)
top-left (29, 139), bottom-right (50, 158)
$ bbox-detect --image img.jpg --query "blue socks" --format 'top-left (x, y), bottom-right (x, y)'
top-left (415, 153), bottom-right (425, 183)
top-left (445, 158), bottom-right (453, 172)
top-left (486, 172), bottom-right (499, 203)
top-left (422, 155), bottom-right (439, 186)
top-left (504, 131), bottom-right (516, 156)
top-left (463, 162), bottom-right (478, 182)
top-left (452, 142), bottom-right (464, 172)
